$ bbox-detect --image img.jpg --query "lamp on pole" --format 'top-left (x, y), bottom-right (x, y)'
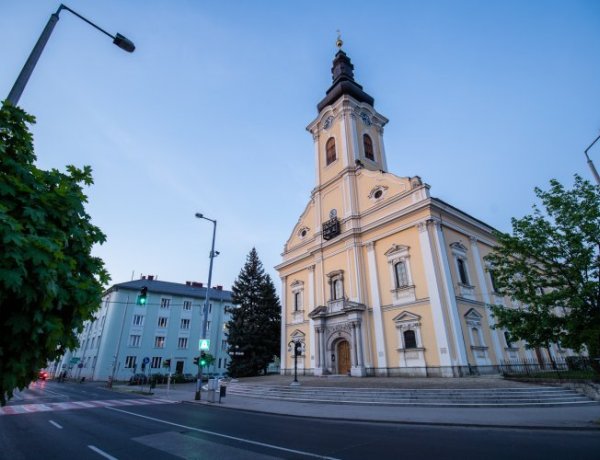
top-left (6, 3), bottom-right (135, 106)
top-left (288, 340), bottom-right (303, 386)
top-left (585, 133), bottom-right (600, 186)
top-left (194, 212), bottom-right (219, 400)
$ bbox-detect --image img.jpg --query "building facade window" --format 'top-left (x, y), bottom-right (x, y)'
top-left (132, 314), bottom-right (144, 326)
top-left (160, 298), bottom-right (171, 309)
top-left (489, 269), bottom-right (499, 293)
top-left (125, 356), bottom-right (137, 368)
top-left (157, 317), bottom-right (168, 328)
top-left (403, 330), bottom-right (417, 349)
top-left (154, 336), bottom-right (165, 348)
top-left (326, 137), bottom-right (336, 165)
top-left (450, 242), bottom-right (475, 299)
top-left (128, 334), bottom-right (141, 347)
top-left (290, 279), bottom-right (305, 323)
top-left (385, 244), bottom-right (416, 305)
top-left (394, 261), bottom-right (409, 288)
top-left (183, 300), bottom-right (192, 311)
top-left (180, 318), bottom-right (190, 330)
top-left (151, 356), bottom-right (162, 368)
top-left (363, 134), bottom-right (374, 161)
top-left (178, 337), bottom-right (188, 349)
top-left (206, 321), bottom-right (211, 333)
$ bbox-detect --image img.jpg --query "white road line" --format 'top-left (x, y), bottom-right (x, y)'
top-left (107, 407), bottom-right (340, 460)
top-left (49, 420), bottom-right (63, 429)
top-left (88, 445), bottom-right (118, 460)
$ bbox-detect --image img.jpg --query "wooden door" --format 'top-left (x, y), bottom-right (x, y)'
top-left (337, 340), bottom-right (351, 375)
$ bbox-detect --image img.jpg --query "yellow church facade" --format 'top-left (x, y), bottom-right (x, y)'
top-left (276, 46), bottom-right (554, 377)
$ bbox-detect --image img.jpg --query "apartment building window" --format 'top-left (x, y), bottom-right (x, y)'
top-left (183, 300), bottom-right (192, 311)
top-left (158, 317), bottom-right (168, 328)
top-left (125, 356), bottom-right (137, 368)
top-left (180, 318), bottom-right (190, 330)
top-left (177, 337), bottom-right (188, 349)
top-left (154, 336), bottom-right (165, 348)
top-left (160, 298), bottom-right (171, 309)
top-left (128, 334), bottom-right (141, 347)
top-left (132, 314), bottom-right (144, 326)
top-left (151, 356), bottom-right (162, 368)
top-left (206, 321), bottom-right (211, 333)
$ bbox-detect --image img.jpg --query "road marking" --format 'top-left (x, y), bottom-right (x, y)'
top-left (0, 398), bottom-right (176, 416)
top-left (107, 407), bottom-right (341, 460)
top-left (88, 445), bottom-right (118, 460)
top-left (49, 420), bottom-right (63, 429)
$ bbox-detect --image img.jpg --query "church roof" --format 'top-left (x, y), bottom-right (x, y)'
top-left (317, 49), bottom-right (375, 112)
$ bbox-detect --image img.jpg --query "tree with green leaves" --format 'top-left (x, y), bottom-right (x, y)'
top-left (226, 248), bottom-right (281, 377)
top-left (0, 103), bottom-right (109, 404)
top-left (485, 175), bottom-right (600, 373)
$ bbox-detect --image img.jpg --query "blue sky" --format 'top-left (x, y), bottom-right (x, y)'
top-left (2, 1), bottom-right (600, 292)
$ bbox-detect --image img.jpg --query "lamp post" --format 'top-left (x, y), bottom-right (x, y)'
top-left (6, 3), bottom-right (135, 106)
top-left (585, 133), bottom-right (600, 186)
top-left (288, 340), bottom-right (303, 386)
top-left (108, 295), bottom-right (130, 388)
top-left (194, 212), bottom-right (219, 400)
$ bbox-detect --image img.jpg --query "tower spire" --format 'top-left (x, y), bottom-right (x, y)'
top-left (316, 39), bottom-right (375, 112)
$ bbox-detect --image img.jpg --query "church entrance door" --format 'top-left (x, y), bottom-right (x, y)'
top-left (337, 340), bottom-right (351, 375)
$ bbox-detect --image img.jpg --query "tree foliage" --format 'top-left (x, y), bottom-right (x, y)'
top-left (226, 248), bottom-right (281, 377)
top-left (485, 175), bottom-right (600, 370)
top-left (0, 103), bottom-right (109, 404)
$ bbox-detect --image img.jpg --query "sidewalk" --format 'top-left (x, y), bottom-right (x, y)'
top-left (113, 377), bottom-right (600, 431)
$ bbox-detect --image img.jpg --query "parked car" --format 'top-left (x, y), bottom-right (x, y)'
top-left (38, 370), bottom-right (48, 380)
top-left (128, 373), bottom-right (148, 385)
top-left (183, 373), bottom-right (195, 382)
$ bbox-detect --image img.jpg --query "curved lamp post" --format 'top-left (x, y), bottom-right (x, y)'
top-left (194, 212), bottom-right (219, 400)
top-left (585, 133), bottom-right (600, 186)
top-left (7, 3), bottom-right (135, 106)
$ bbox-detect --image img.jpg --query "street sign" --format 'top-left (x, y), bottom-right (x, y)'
top-left (142, 357), bottom-right (150, 364)
top-left (199, 339), bottom-right (210, 351)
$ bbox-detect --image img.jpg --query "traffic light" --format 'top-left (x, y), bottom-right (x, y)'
top-left (193, 356), bottom-right (199, 366)
top-left (200, 351), bottom-right (207, 367)
top-left (138, 286), bottom-right (148, 305)
top-left (163, 359), bottom-right (171, 368)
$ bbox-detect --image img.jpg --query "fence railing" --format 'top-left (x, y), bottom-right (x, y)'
top-left (278, 357), bottom-right (594, 380)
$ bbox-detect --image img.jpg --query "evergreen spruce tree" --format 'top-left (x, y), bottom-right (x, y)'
top-left (226, 248), bottom-right (281, 377)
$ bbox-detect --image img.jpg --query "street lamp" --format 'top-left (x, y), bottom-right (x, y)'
top-left (288, 340), bottom-right (303, 386)
top-left (584, 133), bottom-right (600, 186)
top-left (194, 212), bottom-right (219, 400)
top-left (7, 3), bottom-right (135, 106)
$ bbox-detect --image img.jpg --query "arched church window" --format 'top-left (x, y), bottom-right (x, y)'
top-left (403, 330), bottom-right (417, 349)
top-left (326, 137), bottom-right (336, 165)
top-left (363, 134), bottom-right (374, 161)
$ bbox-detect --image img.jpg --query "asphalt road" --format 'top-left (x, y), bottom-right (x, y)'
top-left (1, 381), bottom-right (599, 459)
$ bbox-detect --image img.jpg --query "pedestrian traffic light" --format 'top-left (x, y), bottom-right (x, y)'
top-left (163, 359), bottom-right (171, 368)
top-left (200, 351), bottom-right (207, 367)
top-left (193, 356), bottom-right (199, 366)
top-left (138, 286), bottom-right (148, 305)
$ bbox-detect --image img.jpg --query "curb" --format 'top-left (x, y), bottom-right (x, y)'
top-left (180, 399), bottom-right (600, 432)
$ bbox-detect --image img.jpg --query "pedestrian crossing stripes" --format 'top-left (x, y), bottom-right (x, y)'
top-left (0, 398), bottom-right (176, 416)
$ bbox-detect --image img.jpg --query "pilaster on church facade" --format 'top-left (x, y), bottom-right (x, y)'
top-left (276, 42), bottom-right (561, 378)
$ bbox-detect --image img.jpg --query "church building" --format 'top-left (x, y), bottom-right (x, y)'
top-left (276, 42), bottom-right (560, 377)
